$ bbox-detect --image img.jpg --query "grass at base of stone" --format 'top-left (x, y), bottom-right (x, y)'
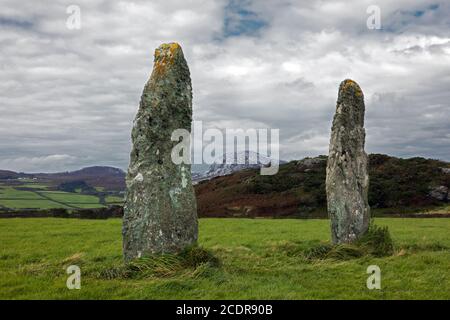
top-left (279, 224), bottom-right (394, 260)
top-left (0, 218), bottom-right (449, 299)
top-left (98, 246), bottom-right (220, 280)
top-left (357, 224), bottom-right (394, 256)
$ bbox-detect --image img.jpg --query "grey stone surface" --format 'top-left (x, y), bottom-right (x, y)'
top-left (429, 185), bottom-right (448, 201)
top-left (122, 43), bottom-right (198, 261)
top-left (326, 79), bottom-right (370, 244)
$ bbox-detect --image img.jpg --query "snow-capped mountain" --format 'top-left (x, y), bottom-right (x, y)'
top-left (192, 151), bottom-right (285, 183)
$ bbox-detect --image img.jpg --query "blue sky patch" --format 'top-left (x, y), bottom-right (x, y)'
top-left (413, 4), bottom-right (439, 17)
top-left (223, 0), bottom-right (267, 37)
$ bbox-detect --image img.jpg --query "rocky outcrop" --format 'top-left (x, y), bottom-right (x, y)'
top-left (193, 151), bottom-right (285, 183)
top-left (297, 157), bottom-right (327, 172)
top-left (122, 43), bottom-right (198, 261)
top-left (429, 186), bottom-right (448, 201)
top-left (326, 79), bottom-right (370, 244)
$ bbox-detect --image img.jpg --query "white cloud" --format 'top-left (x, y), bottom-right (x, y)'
top-left (0, 154), bottom-right (79, 173)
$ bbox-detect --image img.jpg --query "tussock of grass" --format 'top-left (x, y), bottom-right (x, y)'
top-left (303, 243), bottom-right (365, 260)
top-left (98, 246), bottom-right (219, 280)
top-left (357, 224), bottom-right (394, 257)
top-left (303, 243), bottom-right (334, 259)
top-left (62, 252), bottom-right (84, 264)
top-left (300, 224), bottom-right (394, 260)
top-left (19, 262), bottom-right (55, 276)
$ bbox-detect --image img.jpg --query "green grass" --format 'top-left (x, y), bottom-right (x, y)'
top-left (0, 187), bottom-right (73, 209)
top-left (68, 203), bottom-right (105, 209)
top-left (20, 184), bottom-right (49, 189)
top-left (0, 218), bottom-right (449, 299)
top-left (0, 187), bottom-right (104, 210)
top-left (105, 195), bottom-right (124, 204)
top-left (0, 199), bottom-right (72, 210)
top-left (0, 187), bottom-right (43, 199)
top-left (40, 192), bottom-right (100, 204)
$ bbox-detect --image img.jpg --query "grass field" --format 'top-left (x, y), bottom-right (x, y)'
top-left (0, 184), bottom-right (107, 210)
top-left (0, 218), bottom-right (449, 299)
top-left (0, 187), bottom-right (43, 199)
top-left (105, 195), bottom-right (124, 204)
top-left (40, 191), bottom-right (102, 206)
top-left (0, 199), bottom-right (73, 210)
top-left (20, 184), bottom-right (49, 189)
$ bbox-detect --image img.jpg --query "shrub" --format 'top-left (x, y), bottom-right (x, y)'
top-left (178, 245), bottom-right (220, 268)
top-left (303, 243), bottom-right (333, 260)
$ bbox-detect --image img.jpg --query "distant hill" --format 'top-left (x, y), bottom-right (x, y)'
top-left (34, 166), bottom-right (125, 191)
top-left (68, 166), bottom-right (125, 177)
top-left (0, 170), bottom-right (20, 179)
top-left (195, 154), bottom-right (450, 218)
top-left (0, 166), bottom-right (126, 191)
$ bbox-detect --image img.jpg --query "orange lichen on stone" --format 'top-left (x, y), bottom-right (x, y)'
top-left (342, 79), bottom-right (363, 97)
top-left (153, 42), bottom-right (182, 77)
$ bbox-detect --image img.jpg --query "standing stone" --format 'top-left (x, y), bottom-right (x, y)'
top-left (326, 79), bottom-right (370, 244)
top-left (123, 43), bottom-right (198, 261)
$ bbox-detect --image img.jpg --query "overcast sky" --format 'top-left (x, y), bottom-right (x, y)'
top-left (0, 0), bottom-right (449, 172)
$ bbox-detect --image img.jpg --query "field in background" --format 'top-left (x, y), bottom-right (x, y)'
top-left (1, 179), bottom-right (449, 217)
top-left (0, 180), bottom-right (124, 211)
top-left (0, 218), bottom-right (449, 299)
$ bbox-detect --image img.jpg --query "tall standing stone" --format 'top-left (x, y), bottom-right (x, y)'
top-left (326, 79), bottom-right (370, 244)
top-left (123, 43), bottom-right (198, 261)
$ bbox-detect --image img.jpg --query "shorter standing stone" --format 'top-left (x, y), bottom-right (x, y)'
top-left (326, 79), bottom-right (370, 244)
